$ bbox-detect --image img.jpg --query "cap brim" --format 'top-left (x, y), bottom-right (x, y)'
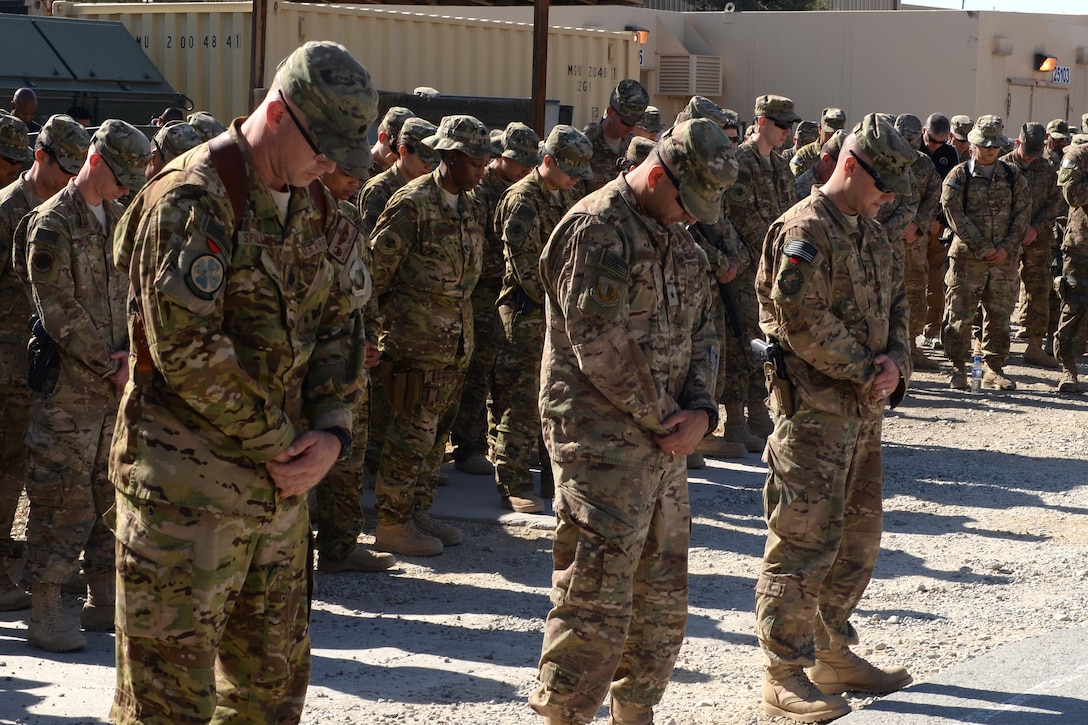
top-left (118, 170), bottom-right (148, 191)
top-left (312, 122), bottom-right (374, 179)
top-left (1050, 132), bottom-right (1072, 141)
top-left (1, 145), bottom-right (32, 164)
top-left (880, 171), bottom-right (911, 197)
top-left (504, 150), bottom-right (541, 168)
top-left (680, 184), bottom-right (721, 225)
top-left (559, 160), bottom-right (593, 180)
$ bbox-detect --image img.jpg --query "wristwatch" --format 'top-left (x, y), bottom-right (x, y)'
top-left (322, 426), bottom-right (352, 461)
top-left (701, 406), bottom-right (719, 436)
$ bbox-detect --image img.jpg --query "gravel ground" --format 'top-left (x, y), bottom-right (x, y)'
top-left (2, 340), bottom-right (1087, 725)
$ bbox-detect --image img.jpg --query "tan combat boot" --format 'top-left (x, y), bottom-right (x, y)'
top-left (982, 362), bottom-right (1016, 390)
top-left (1058, 362), bottom-right (1080, 394)
top-left (747, 399), bottom-right (774, 439)
top-left (948, 364), bottom-right (968, 390)
top-left (686, 452), bottom-right (705, 469)
top-left (763, 663), bottom-right (850, 723)
top-left (1023, 336), bottom-right (1059, 368)
top-left (80, 573), bottom-right (115, 632)
top-left (541, 719), bottom-right (576, 725)
top-left (910, 346), bottom-right (940, 370)
top-left (695, 434), bottom-right (748, 459)
top-left (318, 546), bottom-right (397, 573)
top-left (609, 698), bottom-right (653, 725)
top-left (723, 402), bottom-right (765, 453)
top-left (375, 522), bottom-right (443, 557)
top-left (503, 491), bottom-right (545, 514)
top-left (454, 452), bottom-right (494, 475)
top-left (28, 582), bottom-right (86, 652)
top-left (412, 511), bottom-right (463, 547)
top-left (0, 569), bottom-right (30, 611)
top-left (808, 646), bottom-right (913, 695)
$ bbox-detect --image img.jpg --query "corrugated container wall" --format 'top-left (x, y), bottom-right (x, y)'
top-left (52, 1), bottom-right (637, 131)
top-left (53, 1), bottom-right (250, 122)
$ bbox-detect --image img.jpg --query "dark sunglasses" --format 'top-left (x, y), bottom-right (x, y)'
top-left (849, 150), bottom-right (892, 194)
top-left (772, 119), bottom-right (793, 131)
top-left (657, 152), bottom-right (687, 214)
top-left (278, 89), bottom-right (325, 160)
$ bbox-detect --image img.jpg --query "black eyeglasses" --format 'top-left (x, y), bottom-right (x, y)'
top-left (772, 119), bottom-right (793, 131)
top-left (656, 152), bottom-right (687, 213)
top-left (278, 90), bottom-right (326, 160)
top-left (849, 150), bottom-right (892, 194)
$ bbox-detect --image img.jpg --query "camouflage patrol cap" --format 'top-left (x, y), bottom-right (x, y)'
top-left (682, 96), bottom-right (737, 131)
top-left (93, 119), bottom-right (152, 190)
top-left (1019, 122), bottom-right (1047, 157)
top-left (501, 122), bottom-right (541, 168)
top-left (380, 106), bottom-right (415, 140)
top-left (950, 114), bottom-right (973, 141)
top-left (609, 79), bottom-right (649, 125)
top-left (152, 121), bottom-right (203, 164)
top-left (1072, 133), bottom-right (1088, 146)
top-left (638, 106), bottom-right (664, 134)
top-left (543, 124), bottom-right (592, 180)
top-left (657, 118), bottom-right (738, 225)
top-left (822, 129), bottom-right (846, 160)
top-left (622, 136), bottom-right (656, 171)
top-left (424, 115), bottom-right (500, 159)
top-left (821, 107), bottom-right (846, 133)
top-left (968, 115), bottom-right (1009, 148)
top-left (397, 117), bottom-right (439, 165)
top-left (36, 114), bottom-right (90, 175)
top-left (894, 114), bottom-right (923, 144)
top-left (852, 113), bottom-right (915, 197)
top-left (275, 40), bottom-right (379, 179)
top-left (796, 120), bottom-right (819, 146)
top-left (754, 95), bottom-right (802, 125)
top-left (1047, 119), bottom-right (1072, 141)
top-left (0, 114), bottom-right (30, 164)
top-left (186, 111), bottom-right (226, 142)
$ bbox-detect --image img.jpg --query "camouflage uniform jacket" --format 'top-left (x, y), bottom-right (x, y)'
top-left (367, 169), bottom-right (485, 369)
top-left (494, 167), bottom-right (577, 310)
top-left (16, 179), bottom-right (127, 398)
top-left (794, 165), bottom-right (821, 202)
top-left (334, 198), bottom-right (372, 396)
top-left (1001, 150), bottom-right (1061, 242)
top-left (692, 201), bottom-right (750, 281)
top-left (538, 175), bottom-right (717, 469)
top-left (1059, 144), bottom-right (1088, 252)
top-left (875, 166), bottom-right (920, 241)
top-left (910, 151), bottom-right (941, 233)
top-left (726, 139), bottom-right (796, 255)
top-left (110, 123), bottom-right (355, 517)
top-left (581, 120), bottom-right (629, 194)
top-left (357, 163), bottom-right (408, 239)
top-left (941, 158), bottom-right (1030, 260)
top-left (471, 165), bottom-right (515, 283)
top-left (756, 188), bottom-right (913, 421)
top-left (0, 173), bottom-right (43, 388)
top-left (789, 140), bottom-right (821, 178)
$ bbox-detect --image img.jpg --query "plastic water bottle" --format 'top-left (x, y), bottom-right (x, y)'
top-left (970, 355), bottom-right (983, 394)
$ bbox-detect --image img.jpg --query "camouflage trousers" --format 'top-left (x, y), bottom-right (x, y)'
top-left (1055, 250), bottom-right (1088, 363)
top-left (365, 373), bottom-right (389, 474)
top-left (1016, 235), bottom-right (1056, 338)
top-left (312, 391), bottom-right (369, 562)
top-left (111, 492), bottom-right (311, 725)
top-left (721, 266), bottom-right (762, 405)
top-left (21, 388), bottom-right (116, 586)
top-left (530, 458), bottom-right (690, 723)
top-left (904, 234), bottom-right (929, 340)
top-left (942, 254), bottom-right (1017, 367)
top-left (0, 380), bottom-right (31, 558)
top-left (451, 278), bottom-right (500, 461)
top-left (491, 305), bottom-right (544, 497)
top-left (755, 405), bottom-right (884, 665)
top-left (374, 360), bottom-right (467, 526)
top-left (923, 225), bottom-right (949, 339)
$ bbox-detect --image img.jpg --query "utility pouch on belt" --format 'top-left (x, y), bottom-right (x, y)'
top-left (379, 360), bottom-right (456, 418)
top-left (751, 337), bottom-right (794, 418)
top-left (26, 313), bottom-right (60, 393)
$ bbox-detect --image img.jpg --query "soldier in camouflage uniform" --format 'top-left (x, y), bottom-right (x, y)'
top-left (109, 42), bottom-right (376, 722)
top-left (794, 130), bottom-right (845, 201)
top-left (790, 107), bottom-right (846, 178)
top-left (951, 115), bottom-right (973, 162)
top-left (0, 115), bottom-right (89, 612)
top-left (920, 114), bottom-right (961, 347)
top-left (490, 125), bottom-right (591, 516)
top-left (582, 79), bottom-right (648, 194)
top-left (0, 115), bottom-right (30, 186)
top-left (874, 113), bottom-right (920, 266)
top-left (1055, 141), bottom-right (1088, 393)
top-left (369, 106), bottom-right (416, 178)
top-left (186, 111), bottom-right (227, 142)
top-left (309, 164), bottom-right (396, 574)
top-left (634, 106), bottom-right (664, 141)
top-left (450, 121), bottom-right (540, 476)
top-left (617, 136), bottom-right (655, 173)
top-left (755, 114), bottom-right (916, 722)
top-left (1002, 122), bottom-right (1062, 368)
top-left (941, 115), bottom-right (1030, 390)
top-left (368, 115), bottom-right (498, 557)
top-left (1046, 119), bottom-right (1072, 167)
top-left (146, 121), bottom-right (203, 178)
top-left (530, 119), bottom-right (735, 725)
top-left (13, 119), bottom-right (150, 653)
top-left (894, 114), bottom-right (942, 371)
top-left (783, 120), bottom-right (819, 166)
top-left (723, 94), bottom-right (799, 450)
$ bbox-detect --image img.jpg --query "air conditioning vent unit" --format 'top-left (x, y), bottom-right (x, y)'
top-left (656, 55), bottom-right (722, 96)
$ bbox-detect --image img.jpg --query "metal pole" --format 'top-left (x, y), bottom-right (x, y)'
top-left (530, 0), bottom-right (550, 137)
top-left (250, 0), bottom-right (268, 112)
